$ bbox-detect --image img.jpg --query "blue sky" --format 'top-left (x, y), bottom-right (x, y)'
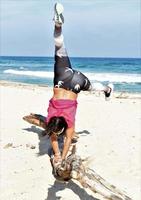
top-left (0, 0), bottom-right (140, 58)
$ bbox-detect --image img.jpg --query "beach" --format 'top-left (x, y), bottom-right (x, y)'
top-left (0, 81), bottom-right (141, 200)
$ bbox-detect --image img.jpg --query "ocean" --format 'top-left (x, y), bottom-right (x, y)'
top-left (0, 56), bottom-right (141, 93)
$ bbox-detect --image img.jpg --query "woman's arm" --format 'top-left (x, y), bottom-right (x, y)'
top-left (61, 127), bottom-right (74, 160)
top-left (50, 134), bottom-right (61, 162)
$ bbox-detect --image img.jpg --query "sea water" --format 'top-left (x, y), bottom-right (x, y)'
top-left (0, 56), bottom-right (141, 93)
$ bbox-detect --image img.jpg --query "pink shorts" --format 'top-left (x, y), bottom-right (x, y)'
top-left (46, 98), bottom-right (78, 128)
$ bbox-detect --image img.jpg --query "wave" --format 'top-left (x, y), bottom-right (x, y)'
top-left (4, 69), bottom-right (141, 83)
top-left (85, 72), bottom-right (141, 83)
top-left (4, 69), bottom-right (53, 78)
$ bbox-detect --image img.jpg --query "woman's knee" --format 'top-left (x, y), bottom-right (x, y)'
top-left (54, 35), bottom-right (64, 47)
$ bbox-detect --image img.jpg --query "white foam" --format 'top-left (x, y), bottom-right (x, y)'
top-left (4, 69), bottom-right (53, 78)
top-left (4, 69), bottom-right (141, 83)
top-left (85, 72), bottom-right (141, 83)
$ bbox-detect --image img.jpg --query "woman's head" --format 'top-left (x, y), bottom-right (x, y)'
top-left (46, 116), bottom-right (68, 137)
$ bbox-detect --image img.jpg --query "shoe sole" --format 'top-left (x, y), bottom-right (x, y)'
top-left (55, 3), bottom-right (64, 14)
top-left (54, 3), bottom-right (64, 24)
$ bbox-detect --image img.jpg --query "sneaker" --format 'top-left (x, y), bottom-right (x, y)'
top-left (104, 83), bottom-right (114, 99)
top-left (54, 2), bottom-right (64, 25)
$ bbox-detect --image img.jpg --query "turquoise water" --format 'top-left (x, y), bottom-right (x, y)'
top-left (0, 56), bottom-right (141, 93)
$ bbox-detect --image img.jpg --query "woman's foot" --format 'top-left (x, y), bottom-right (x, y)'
top-left (104, 83), bottom-right (114, 99)
top-left (54, 2), bottom-right (64, 26)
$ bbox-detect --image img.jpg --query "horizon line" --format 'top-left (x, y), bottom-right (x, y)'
top-left (0, 55), bottom-right (141, 59)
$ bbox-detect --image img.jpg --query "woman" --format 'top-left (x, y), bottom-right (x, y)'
top-left (45, 3), bottom-right (113, 166)
top-left (24, 3), bottom-right (113, 168)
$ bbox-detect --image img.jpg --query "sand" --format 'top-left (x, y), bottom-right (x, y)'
top-left (0, 81), bottom-right (141, 200)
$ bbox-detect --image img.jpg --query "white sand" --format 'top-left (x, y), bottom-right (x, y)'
top-left (0, 81), bottom-right (141, 200)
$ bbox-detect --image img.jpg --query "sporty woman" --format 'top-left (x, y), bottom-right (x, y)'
top-left (44, 3), bottom-right (113, 166)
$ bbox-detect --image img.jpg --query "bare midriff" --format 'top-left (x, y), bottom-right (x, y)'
top-left (53, 88), bottom-right (78, 100)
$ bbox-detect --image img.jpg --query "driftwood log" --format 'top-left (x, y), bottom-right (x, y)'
top-left (23, 114), bottom-right (132, 200)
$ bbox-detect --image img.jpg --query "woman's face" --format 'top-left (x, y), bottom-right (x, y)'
top-left (53, 127), bottom-right (65, 137)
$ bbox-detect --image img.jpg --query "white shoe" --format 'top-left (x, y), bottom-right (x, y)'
top-left (54, 3), bottom-right (64, 25)
top-left (104, 83), bottom-right (114, 99)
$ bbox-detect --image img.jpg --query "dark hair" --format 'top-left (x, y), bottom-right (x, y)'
top-left (46, 116), bottom-right (68, 137)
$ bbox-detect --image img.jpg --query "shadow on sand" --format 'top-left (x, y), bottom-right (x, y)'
top-left (23, 126), bottom-right (98, 200)
top-left (23, 126), bottom-right (91, 157)
top-left (46, 179), bottom-right (99, 200)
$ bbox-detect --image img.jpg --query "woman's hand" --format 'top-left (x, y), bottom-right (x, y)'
top-left (53, 153), bottom-right (62, 163)
top-left (52, 153), bottom-right (62, 169)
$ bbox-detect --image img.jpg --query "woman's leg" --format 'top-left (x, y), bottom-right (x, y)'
top-left (53, 2), bottom-right (72, 69)
top-left (53, 3), bottom-right (114, 98)
top-left (54, 25), bottom-right (72, 69)
top-left (90, 82), bottom-right (107, 91)
top-left (89, 82), bottom-right (114, 98)
top-left (53, 3), bottom-right (73, 87)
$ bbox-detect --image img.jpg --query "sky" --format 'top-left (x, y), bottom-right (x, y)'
top-left (0, 0), bottom-right (140, 58)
